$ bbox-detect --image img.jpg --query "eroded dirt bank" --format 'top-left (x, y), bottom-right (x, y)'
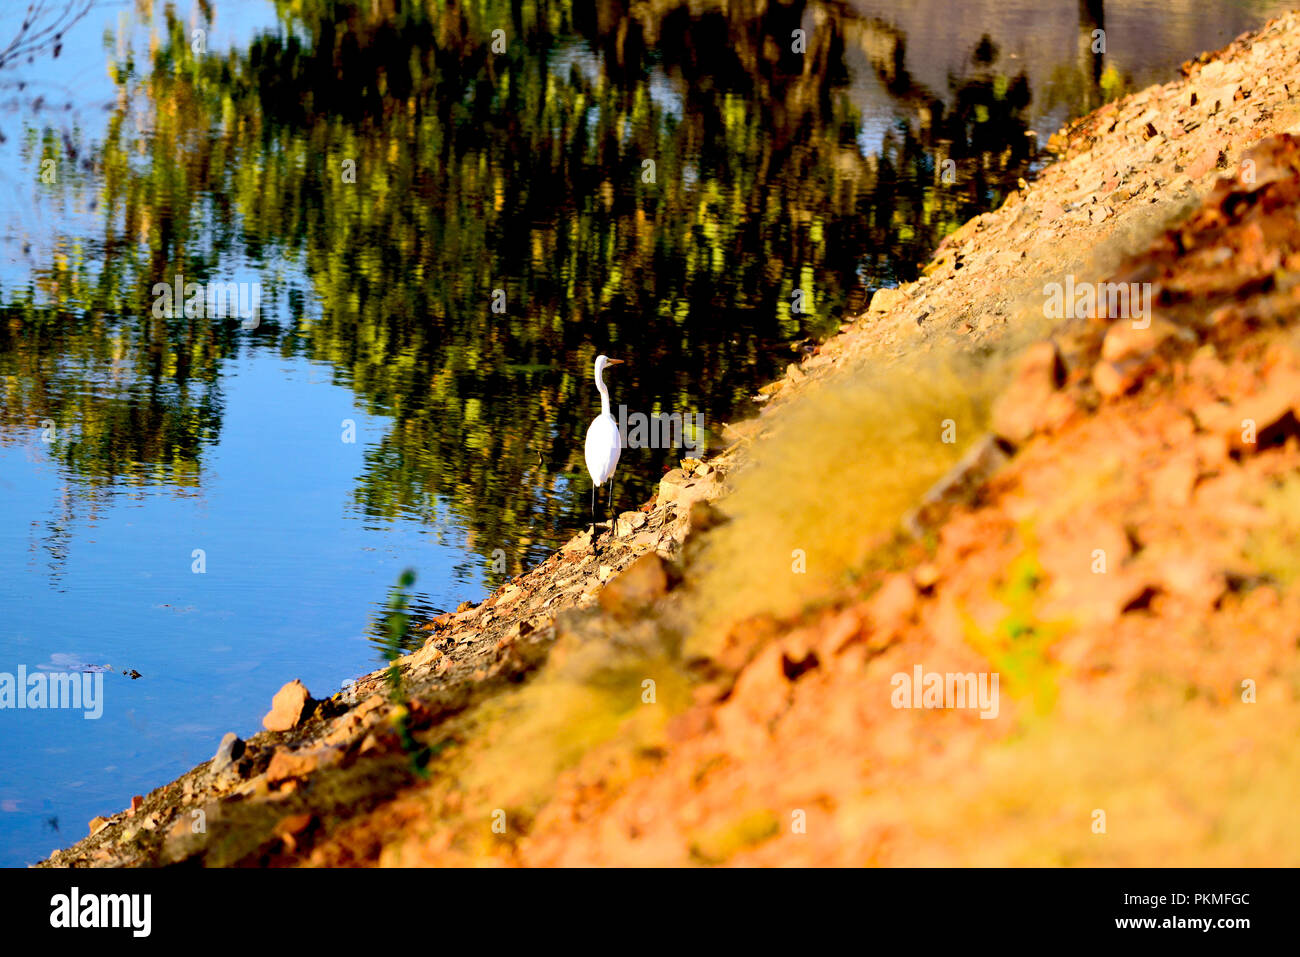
top-left (44, 11), bottom-right (1300, 867)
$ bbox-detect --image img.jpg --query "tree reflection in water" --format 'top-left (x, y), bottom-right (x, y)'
top-left (0, 0), bottom-right (1037, 582)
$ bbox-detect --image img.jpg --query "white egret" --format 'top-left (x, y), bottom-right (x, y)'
top-left (584, 354), bottom-right (624, 547)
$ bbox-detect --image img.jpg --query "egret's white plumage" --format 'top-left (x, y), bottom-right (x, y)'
top-left (585, 415), bottom-right (621, 487)
top-left (584, 355), bottom-right (623, 529)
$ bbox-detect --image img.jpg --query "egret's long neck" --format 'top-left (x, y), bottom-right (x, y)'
top-left (596, 368), bottom-right (612, 417)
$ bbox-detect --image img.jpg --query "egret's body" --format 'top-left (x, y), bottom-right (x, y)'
top-left (584, 414), bottom-right (621, 489)
top-left (584, 355), bottom-right (623, 545)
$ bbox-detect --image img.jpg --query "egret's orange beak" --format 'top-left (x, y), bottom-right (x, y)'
top-left (604, 358), bottom-right (625, 367)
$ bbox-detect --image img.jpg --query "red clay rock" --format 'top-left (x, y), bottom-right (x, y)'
top-left (1100, 317), bottom-right (1181, 363)
top-left (598, 553), bottom-right (674, 615)
top-left (262, 679), bottom-right (313, 732)
top-left (1092, 358), bottom-right (1142, 398)
top-left (266, 746), bottom-right (342, 785)
top-left (867, 574), bottom-right (917, 645)
top-left (992, 341), bottom-right (1065, 445)
top-left (1186, 146), bottom-right (1224, 179)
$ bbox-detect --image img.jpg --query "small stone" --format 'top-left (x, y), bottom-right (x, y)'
top-left (1186, 146), bottom-right (1224, 179)
top-left (322, 717), bottom-right (361, 748)
top-left (1093, 359), bottom-right (1139, 398)
top-left (493, 585), bottom-right (522, 607)
top-left (1150, 458), bottom-right (1198, 508)
top-left (165, 815), bottom-right (192, 843)
top-left (658, 466), bottom-right (724, 511)
top-left (127, 795), bottom-right (144, 817)
top-left (262, 679), bottom-right (313, 733)
top-left (562, 529), bottom-right (593, 553)
top-left (161, 801), bottom-right (223, 864)
top-left (686, 499), bottom-right (725, 535)
top-left (421, 611), bottom-right (454, 632)
top-left (265, 746), bottom-right (342, 785)
top-left (1100, 317), bottom-right (1181, 363)
top-left (599, 553), bottom-right (675, 615)
top-left (913, 563), bottom-right (941, 591)
top-left (496, 618), bottom-right (535, 649)
top-left (868, 286), bottom-right (906, 314)
top-left (1157, 556), bottom-right (1225, 607)
top-left (991, 341), bottom-right (1066, 445)
top-left (868, 574), bottom-right (917, 644)
top-left (88, 816), bottom-right (110, 837)
top-left (212, 732), bottom-right (245, 772)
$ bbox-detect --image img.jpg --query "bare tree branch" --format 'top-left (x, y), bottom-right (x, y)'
top-left (0, 0), bottom-right (94, 70)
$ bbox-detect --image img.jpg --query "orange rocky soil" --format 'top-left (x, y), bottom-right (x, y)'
top-left (44, 13), bottom-right (1300, 868)
top-left (502, 133), bottom-right (1300, 867)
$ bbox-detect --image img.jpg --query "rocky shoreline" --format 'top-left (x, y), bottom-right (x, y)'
top-left (43, 10), bottom-right (1300, 867)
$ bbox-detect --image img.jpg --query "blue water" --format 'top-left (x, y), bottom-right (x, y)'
top-left (0, 347), bottom-right (482, 864)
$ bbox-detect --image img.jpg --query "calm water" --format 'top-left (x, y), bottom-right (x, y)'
top-left (0, 0), bottom-right (1292, 866)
